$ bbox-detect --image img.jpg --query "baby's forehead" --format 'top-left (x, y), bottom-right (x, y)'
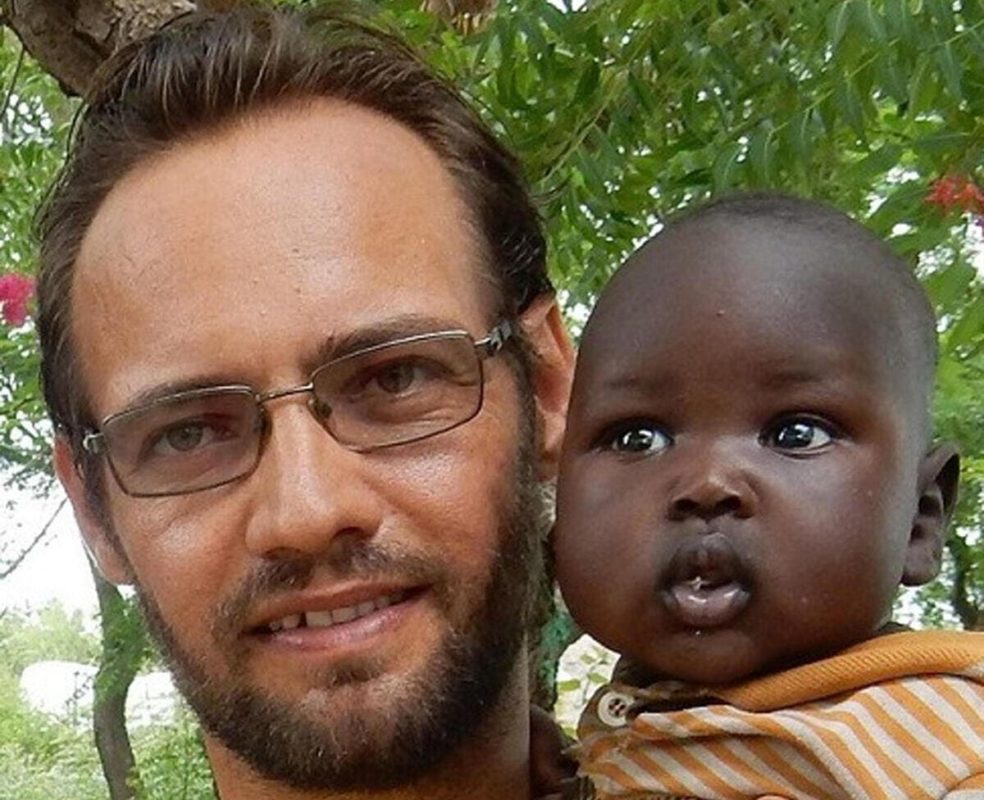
top-left (586, 217), bottom-right (899, 346)
top-left (574, 215), bottom-right (934, 415)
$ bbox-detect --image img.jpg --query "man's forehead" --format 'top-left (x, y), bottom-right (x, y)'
top-left (78, 99), bottom-right (473, 274)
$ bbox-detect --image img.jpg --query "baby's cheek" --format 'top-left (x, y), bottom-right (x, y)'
top-left (555, 467), bottom-right (638, 636)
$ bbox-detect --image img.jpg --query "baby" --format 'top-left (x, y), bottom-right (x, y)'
top-left (553, 193), bottom-right (984, 799)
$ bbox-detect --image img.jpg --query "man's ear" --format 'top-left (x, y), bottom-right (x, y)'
top-left (518, 295), bottom-right (575, 481)
top-left (53, 435), bottom-right (133, 585)
top-left (902, 441), bottom-right (960, 586)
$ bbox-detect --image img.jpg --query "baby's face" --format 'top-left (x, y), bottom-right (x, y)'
top-left (555, 220), bottom-right (928, 685)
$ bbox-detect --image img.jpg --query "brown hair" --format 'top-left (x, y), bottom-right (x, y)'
top-left (36, 2), bottom-right (550, 467)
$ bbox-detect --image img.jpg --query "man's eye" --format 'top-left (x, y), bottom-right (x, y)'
top-left (605, 424), bottom-right (672, 454)
top-left (369, 359), bottom-right (442, 395)
top-left (150, 420), bottom-right (231, 455)
top-left (375, 362), bottom-right (417, 394)
top-left (763, 418), bottom-right (835, 452)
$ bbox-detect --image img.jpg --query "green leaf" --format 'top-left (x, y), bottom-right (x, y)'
top-left (851, 142), bottom-right (904, 182)
top-left (711, 141), bottom-right (743, 191)
top-left (747, 125), bottom-right (774, 183)
top-left (834, 80), bottom-right (866, 139)
top-left (945, 293), bottom-right (984, 355)
top-left (883, 0), bottom-right (914, 41)
top-left (627, 70), bottom-right (655, 114)
top-left (876, 53), bottom-right (909, 105)
top-left (925, 259), bottom-right (977, 313)
top-left (934, 42), bottom-right (963, 101)
top-left (889, 227), bottom-right (948, 256)
top-left (907, 55), bottom-right (939, 118)
top-left (912, 132), bottom-right (973, 157)
top-left (925, 0), bottom-right (956, 33)
top-left (827, 1), bottom-right (853, 48)
top-left (869, 182), bottom-right (927, 234)
top-left (787, 108), bottom-right (814, 163)
top-left (574, 61), bottom-right (601, 104)
top-left (853, 1), bottom-right (888, 43)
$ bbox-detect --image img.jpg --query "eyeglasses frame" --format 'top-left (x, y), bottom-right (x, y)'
top-left (80, 320), bottom-right (514, 498)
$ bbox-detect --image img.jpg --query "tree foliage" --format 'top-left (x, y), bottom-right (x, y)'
top-left (1, 0), bottom-right (984, 792)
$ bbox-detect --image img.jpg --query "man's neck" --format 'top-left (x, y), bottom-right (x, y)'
top-left (206, 669), bottom-right (532, 800)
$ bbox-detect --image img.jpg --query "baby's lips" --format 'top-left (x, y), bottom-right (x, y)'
top-left (666, 531), bottom-right (743, 584)
top-left (662, 532), bottom-right (751, 629)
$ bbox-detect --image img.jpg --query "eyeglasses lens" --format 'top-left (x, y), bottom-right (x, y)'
top-left (104, 390), bottom-right (262, 496)
top-left (312, 333), bottom-right (483, 449)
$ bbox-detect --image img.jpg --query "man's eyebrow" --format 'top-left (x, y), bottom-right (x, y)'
top-left (306, 313), bottom-right (472, 372)
top-left (112, 314), bottom-right (475, 418)
top-left (118, 373), bottom-right (251, 416)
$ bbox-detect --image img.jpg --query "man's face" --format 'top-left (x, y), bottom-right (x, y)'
top-left (556, 219), bottom-right (927, 686)
top-left (68, 101), bottom-right (543, 788)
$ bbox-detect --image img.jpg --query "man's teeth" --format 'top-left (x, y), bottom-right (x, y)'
top-left (266, 591), bottom-right (405, 632)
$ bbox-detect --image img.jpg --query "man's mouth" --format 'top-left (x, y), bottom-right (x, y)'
top-left (662, 532), bottom-right (751, 630)
top-left (261, 590), bottom-right (410, 633)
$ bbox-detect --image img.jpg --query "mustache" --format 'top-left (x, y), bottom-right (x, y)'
top-left (213, 541), bottom-right (453, 639)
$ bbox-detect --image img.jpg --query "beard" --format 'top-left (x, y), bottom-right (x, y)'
top-left (132, 427), bottom-right (545, 792)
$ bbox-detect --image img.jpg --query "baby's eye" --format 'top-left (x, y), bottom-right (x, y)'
top-left (762, 417), bottom-right (836, 452)
top-left (604, 423), bottom-right (672, 454)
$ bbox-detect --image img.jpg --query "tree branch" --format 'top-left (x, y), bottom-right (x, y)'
top-left (948, 536), bottom-right (981, 630)
top-left (5, 0), bottom-right (194, 97)
top-left (0, 40), bottom-right (25, 134)
top-left (0, 495), bottom-right (67, 580)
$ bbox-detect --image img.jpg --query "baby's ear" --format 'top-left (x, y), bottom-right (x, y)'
top-left (902, 442), bottom-right (960, 586)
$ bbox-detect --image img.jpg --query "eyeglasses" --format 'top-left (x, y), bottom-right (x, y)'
top-left (81, 321), bottom-right (513, 498)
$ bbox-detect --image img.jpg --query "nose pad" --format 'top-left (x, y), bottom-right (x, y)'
top-left (307, 395), bottom-right (333, 427)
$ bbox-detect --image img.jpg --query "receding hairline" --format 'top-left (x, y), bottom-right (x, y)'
top-left (77, 94), bottom-right (494, 286)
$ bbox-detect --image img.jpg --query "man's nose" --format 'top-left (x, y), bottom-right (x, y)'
top-left (242, 401), bottom-right (384, 560)
top-left (666, 440), bottom-right (758, 521)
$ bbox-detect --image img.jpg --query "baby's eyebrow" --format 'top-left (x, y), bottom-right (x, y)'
top-left (588, 371), bottom-right (676, 393)
top-left (755, 369), bottom-right (828, 390)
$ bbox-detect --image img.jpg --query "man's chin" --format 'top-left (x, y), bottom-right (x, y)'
top-left (189, 662), bottom-right (463, 790)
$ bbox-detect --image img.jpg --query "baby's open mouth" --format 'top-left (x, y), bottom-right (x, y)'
top-left (662, 532), bottom-right (751, 630)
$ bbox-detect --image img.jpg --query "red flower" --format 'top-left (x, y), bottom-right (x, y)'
top-left (925, 175), bottom-right (960, 212)
top-left (0, 273), bottom-right (36, 327)
top-left (954, 180), bottom-right (984, 214)
top-left (925, 174), bottom-right (984, 215)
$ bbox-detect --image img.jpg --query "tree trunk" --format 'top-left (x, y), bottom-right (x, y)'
top-left (3, 0), bottom-right (497, 97)
top-left (422, 0), bottom-right (497, 34)
top-left (90, 559), bottom-right (148, 800)
top-left (948, 536), bottom-right (982, 631)
top-left (4, 0), bottom-right (196, 97)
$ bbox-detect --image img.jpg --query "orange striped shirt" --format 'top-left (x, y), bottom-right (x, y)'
top-left (575, 631), bottom-right (984, 799)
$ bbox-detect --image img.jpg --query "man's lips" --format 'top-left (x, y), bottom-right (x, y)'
top-left (261, 590), bottom-right (412, 632)
top-left (246, 583), bottom-right (425, 636)
top-left (661, 532), bottom-right (751, 629)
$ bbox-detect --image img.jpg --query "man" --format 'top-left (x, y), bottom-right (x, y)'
top-left (37, 5), bottom-right (574, 799)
